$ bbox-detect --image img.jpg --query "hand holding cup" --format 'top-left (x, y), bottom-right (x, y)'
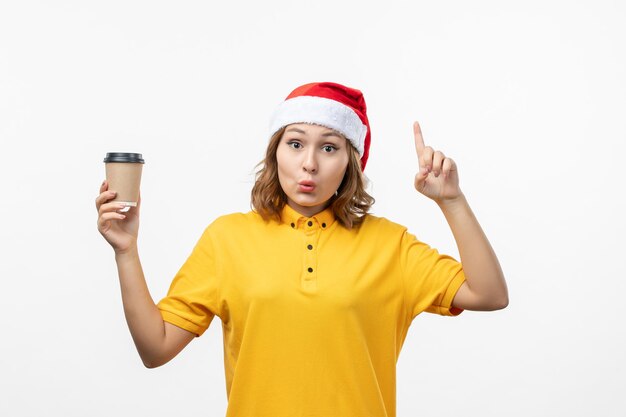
top-left (96, 180), bottom-right (141, 254)
top-left (96, 180), bottom-right (141, 253)
top-left (97, 152), bottom-right (145, 254)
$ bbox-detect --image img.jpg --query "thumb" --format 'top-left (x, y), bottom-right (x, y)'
top-left (414, 166), bottom-right (429, 191)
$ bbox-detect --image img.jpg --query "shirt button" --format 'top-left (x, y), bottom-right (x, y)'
top-left (307, 267), bottom-right (313, 273)
top-left (291, 223), bottom-right (295, 228)
top-left (307, 244), bottom-right (313, 250)
top-left (322, 223), bottom-right (326, 228)
top-left (307, 221), bottom-right (313, 227)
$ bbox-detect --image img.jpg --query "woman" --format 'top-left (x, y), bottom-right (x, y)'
top-left (96, 82), bottom-right (508, 416)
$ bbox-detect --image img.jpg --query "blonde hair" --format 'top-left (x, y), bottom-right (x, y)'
top-left (251, 127), bottom-right (375, 229)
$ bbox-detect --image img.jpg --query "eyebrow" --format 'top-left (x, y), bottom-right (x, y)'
top-left (285, 127), bottom-right (343, 138)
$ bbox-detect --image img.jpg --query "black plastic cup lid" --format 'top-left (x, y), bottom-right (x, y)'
top-left (103, 153), bottom-right (145, 163)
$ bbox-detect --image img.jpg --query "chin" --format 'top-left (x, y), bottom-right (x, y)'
top-left (292, 197), bottom-right (322, 207)
top-left (289, 193), bottom-right (331, 208)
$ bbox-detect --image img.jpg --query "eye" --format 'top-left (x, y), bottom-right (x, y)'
top-left (322, 145), bottom-right (336, 153)
top-left (287, 141), bottom-right (302, 149)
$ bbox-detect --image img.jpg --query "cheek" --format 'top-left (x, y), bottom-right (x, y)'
top-left (275, 148), bottom-right (287, 174)
top-left (330, 158), bottom-right (349, 186)
top-left (275, 149), bottom-right (294, 185)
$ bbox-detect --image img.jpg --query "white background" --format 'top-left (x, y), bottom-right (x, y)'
top-left (1, 1), bottom-right (624, 416)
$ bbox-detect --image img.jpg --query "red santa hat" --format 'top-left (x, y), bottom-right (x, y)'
top-left (268, 82), bottom-right (371, 170)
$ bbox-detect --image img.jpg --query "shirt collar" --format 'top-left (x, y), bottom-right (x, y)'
top-left (280, 204), bottom-right (336, 230)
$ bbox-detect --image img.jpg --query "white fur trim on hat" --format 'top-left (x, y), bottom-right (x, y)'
top-left (268, 95), bottom-right (368, 156)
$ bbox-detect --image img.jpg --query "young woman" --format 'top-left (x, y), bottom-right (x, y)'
top-left (96, 82), bottom-right (508, 416)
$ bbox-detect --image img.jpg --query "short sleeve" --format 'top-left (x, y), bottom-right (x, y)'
top-left (399, 229), bottom-right (466, 320)
top-left (156, 225), bottom-right (219, 337)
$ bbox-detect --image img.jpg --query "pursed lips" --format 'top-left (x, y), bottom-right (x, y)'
top-left (298, 180), bottom-right (316, 192)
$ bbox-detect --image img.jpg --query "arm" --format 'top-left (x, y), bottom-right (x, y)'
top-left (115, 247), bottom-right (196, 368)
top-left (411, 121), bottom-right (508, 311)
top-left (437, 195), bottom-right (508, 310)
top-left (97, 180), bottom-right (195, 367)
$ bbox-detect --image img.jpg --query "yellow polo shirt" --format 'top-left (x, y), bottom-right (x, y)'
top-left (157, 204), bottom-right (466, 417)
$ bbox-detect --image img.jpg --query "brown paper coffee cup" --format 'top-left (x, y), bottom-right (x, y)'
top-left (103, 153), bottom-right (145, 212)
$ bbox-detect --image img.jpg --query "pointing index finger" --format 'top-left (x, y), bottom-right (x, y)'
top-left (413, 121), bottom-right (426, 157)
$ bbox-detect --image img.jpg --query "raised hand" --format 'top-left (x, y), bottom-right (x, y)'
top-left (413, 121), bottom-right (462, 204)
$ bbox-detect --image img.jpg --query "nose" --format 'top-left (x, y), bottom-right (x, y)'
top-left (302, 149), bottom-right (318, 173)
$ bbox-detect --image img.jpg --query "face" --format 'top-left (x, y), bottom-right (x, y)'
top-left (276, 123), bottom-right (350, 217)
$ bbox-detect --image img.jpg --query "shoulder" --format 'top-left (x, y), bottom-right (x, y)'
top-left (356, 213), bottom-right (409, 236)
top-left (203, 210), bottom-right (268, 235)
